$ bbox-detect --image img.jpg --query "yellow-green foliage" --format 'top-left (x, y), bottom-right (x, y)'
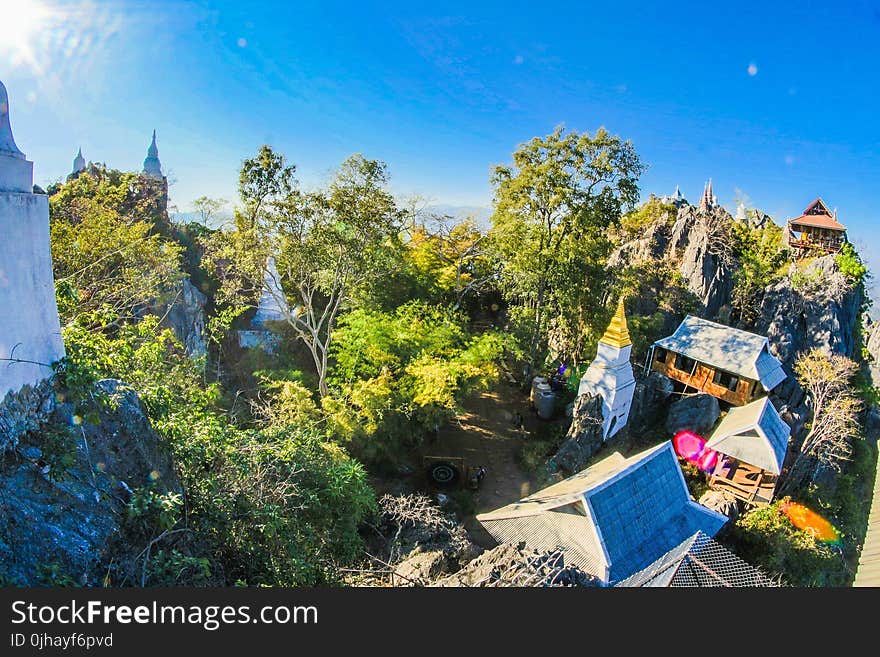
top-left (325, 302), bottom-right (511, 462)
top-left (730, 219), bottom-right (789, 324)
top-left (836, 241), bottom-right (868, 284)
top-left (616, 197), bottom-right (677, 241)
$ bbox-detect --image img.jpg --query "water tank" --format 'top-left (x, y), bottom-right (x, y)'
top-left (536, 389), bottom-right (556, 419)
top-left (530, 376), bottom-right (548, 406)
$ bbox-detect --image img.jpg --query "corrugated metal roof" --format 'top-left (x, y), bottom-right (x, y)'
top-left (479, 508), bottom-right (607, 577)
top-left (477, 442), bottom-right (728, 584)
top-left (705, 397), bottom-right (790, 474)
top-left (477, 452), bottom-right (626, 521)
top-left (653, 315), bottom-right (785, 390)
top-left (854, 447), bottom-right (880, 587)
top-left (756, 351), bottom-right (787, 391)
top-left (616, 531), bottom-right (778, 587)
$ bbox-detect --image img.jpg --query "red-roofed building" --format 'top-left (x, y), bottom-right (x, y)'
top-left (786, 198), bottom-right (847, 257)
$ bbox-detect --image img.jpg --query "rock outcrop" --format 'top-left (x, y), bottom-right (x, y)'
top-left (670, 205), bottom-right (736, 318)
top-left (665, 393), bottom-right (720, 436)
top-left (752, 255), bottom-right (863, 442)
top-left (432, 543), bottom-right (599, 587)
top-left (551, 393), bottom-right (605, 475)
top-left (0, 378), bottom-right (55, 457)
top-left (157, 278), bottom-right (207, 358)
top-left (609, 203), bottom-right (737, 320)
top-left (627, 371), bottom-right (674, 432)
top-left (699, 490), bottom-right (739, 521)
top-left (0, 379), bottom-right (181, 586)
top-left (865, 317), bottom-right (880, 387)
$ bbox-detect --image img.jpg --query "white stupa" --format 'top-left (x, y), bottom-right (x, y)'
top-left (252, 255), bottom-right (290, 327)
top-left (577, 298), bottom-right (636, 440)
top-left (0, 79), bottom-right (66, 398)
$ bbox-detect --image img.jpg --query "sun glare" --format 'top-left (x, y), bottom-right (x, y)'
top-left (3, 1), bottom-right (50, 48)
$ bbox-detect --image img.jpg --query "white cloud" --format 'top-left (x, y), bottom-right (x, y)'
top-left (747, 62), bottom-right (758, 76)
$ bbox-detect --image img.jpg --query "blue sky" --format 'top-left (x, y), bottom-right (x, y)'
top-left (3, 1), bottom-right (879, 290)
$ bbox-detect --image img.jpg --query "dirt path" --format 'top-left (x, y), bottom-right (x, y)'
top-left (420, 382), bottom-right (550, 546)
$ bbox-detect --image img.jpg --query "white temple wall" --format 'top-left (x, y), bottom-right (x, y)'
top-left (0, 192), bottom-right (66, 398)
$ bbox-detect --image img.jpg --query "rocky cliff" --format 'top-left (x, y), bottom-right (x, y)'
top-left (0, 379), bottom-right (180, 585)
top-left (609, 202), bottom-right (737, 320)
top-left (751, 255), bottom-right (864, 444)
top-left (156, 278), bottom-right (208, 358)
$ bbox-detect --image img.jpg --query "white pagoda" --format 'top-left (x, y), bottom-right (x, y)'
top-left (577, 298), bottom-right (636, 439)
top-left (0, 79), bottom-right (66, 398)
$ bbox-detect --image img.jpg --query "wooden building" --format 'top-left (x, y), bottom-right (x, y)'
top-left (648, 315), bottom-right (786, 406)
top-left (786, 198), bottom-right (847, 258)
top-left (704, 396), bottom-right (790, 506)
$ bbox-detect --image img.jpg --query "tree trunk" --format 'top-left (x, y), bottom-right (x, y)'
top-left (527, 281), bottom-right (546, 382)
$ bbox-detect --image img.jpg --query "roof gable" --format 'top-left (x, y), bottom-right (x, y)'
top-left (705, 397), bottom-right (790, 473)
top-left (586, 443), bottom-right (727, 582)
top-left (616, 531), bottom-right (778, 587)
top-left (789, 197), bottom-right (847, 231)
top-left (804, 197), bottom-right (832, 216)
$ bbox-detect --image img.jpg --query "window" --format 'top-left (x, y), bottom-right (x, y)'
top-left (674, 353), bottom-right (696, 372)
top-left (712, 370), bottom-right (740, 391)
top-left (654, 347), bottom-right (667, 363)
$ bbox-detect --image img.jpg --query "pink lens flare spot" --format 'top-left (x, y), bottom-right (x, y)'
top-left (673, 430), bottom-right (705, 460)
top-left (696, 447), bottom-right (718, 472)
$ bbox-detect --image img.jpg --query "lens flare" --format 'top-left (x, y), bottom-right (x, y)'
top-left (673, 430), bottom-right (705, 459)
top-left (781, 501), bottom-right (841, 545)
top-left (697, 447), bottom-right (718, 472)
top-left (673, 430), bottom-right (718, 473)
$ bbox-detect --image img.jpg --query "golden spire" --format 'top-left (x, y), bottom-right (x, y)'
top-left (600, 297), bottom-right (632, 349)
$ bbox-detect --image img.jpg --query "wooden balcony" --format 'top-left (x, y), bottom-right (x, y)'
top-left (651, 358), bottom-right (757, 407)
top-left (708, 456), bottom-right (776, 506)
top-left (789, 237), bottom-right (843, 254)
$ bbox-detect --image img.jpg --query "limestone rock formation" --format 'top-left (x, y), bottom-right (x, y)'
top-left (865, 317), bottom-right (880, 387)
top-left (752, 254), bottom-right (863, 442)
top-left (431, 543), bottom-right (599, 587)
top-left (552, 393), bottom-right (605, 475)
top-left (0, 379), bottom-right (55, 457)
top-left (670, 204), bottom-right (736, 318)
top-left (393, 550), bottom-right (450, 584)
top-left (0, 379), bottom-right (181, 586)
top-left (754, 255), bottom-right (861, 369)
top-left (157, 278), bottom-right (208, 358)
top-left (608, 203), bottom-right (737, 320)
top-left (665, 393), bottom-right (720, 436)
top-left (627, 371), bottom-right (674, 433)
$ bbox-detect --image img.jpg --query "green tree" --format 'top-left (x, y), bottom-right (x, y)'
top-left (730, 219), bottom-right (789, 325)
top-left (489, 126), bottom-right (643, 375)
top-left (205, 148), bottom-right (404, 397)
top-left (49, 168), bottom-right (184, 325)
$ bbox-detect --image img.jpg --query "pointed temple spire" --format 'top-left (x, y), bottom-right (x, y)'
top-left (142, 129), bottom-right (163, 179)
top-left (0, 79), bottom-right (25, 160)
top-left (0, 79), bottom-right (34, 194)
top-left (600, 297), bottom-right (632, 349)
top-left (699, 178), bottom-right (715, 211)
top-left (72, 147), bottom-right (86, 176)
